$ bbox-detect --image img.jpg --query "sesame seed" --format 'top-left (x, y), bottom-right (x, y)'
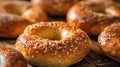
top-left (36, 51), bottom-right (38, 53)
top-left (31, 55), bottom-right (34, 58)
top-left (54, 50), bottom-right (57, 55)
top-left (67, 52), bottom-right (70, 56)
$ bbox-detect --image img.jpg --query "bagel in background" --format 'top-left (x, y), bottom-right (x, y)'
top-left (0, 45), bottom-right (27, 67)
top-left (0, 1), bottom-right (47, 38)
top-left (98, 23), bottom-right (120, 62)
top-left (31, 0), bottom-right (81, 16)
top-left (67, 1), bottom-right (120, 36)
top-left (0, 1), bottom-right (48, 23)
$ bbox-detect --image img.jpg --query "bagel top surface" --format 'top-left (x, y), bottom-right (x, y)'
top-left (98, 23), bottom-right (120, 62)
top-left (15, 22), bottom-right (92, 67)
top-left (0, 13), bottom-right (31, 38)
top-left (67, 1), bottom-right (120, 24)
top-left (98, 23), bottom-right (120, 48)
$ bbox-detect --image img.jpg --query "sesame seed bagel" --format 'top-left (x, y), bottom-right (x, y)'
top-left (0, 45), bottom-right (27, 67)
top-left (67, 1), bottom-right (120, 36)
top-left (15, 22), bottom-right (92, 67)
top-left (98, 23), bottom-right (120, 62)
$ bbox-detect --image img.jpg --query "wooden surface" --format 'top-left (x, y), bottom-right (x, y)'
top-left (0, 16), bottom-right (120, 67)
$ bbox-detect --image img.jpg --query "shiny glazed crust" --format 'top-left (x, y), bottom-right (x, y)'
top-left (67, 1), bottom-right (120, 36)
top-left (98, 23), bottom-right (120, 62)
top-left (32, 0), bottom-right (81, 16)
top-left (0, 45), bottom-right (27, 67)
top-left (15, 22), bottom-right (92, 67)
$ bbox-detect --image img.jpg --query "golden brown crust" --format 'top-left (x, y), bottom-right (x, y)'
top-left (32, 0), bottom-right (81, 16)
top-left (0, 45), bottom-right (27, 67)
top-left (67, 1), bottom-right (120, 36)
top-left (0, 1), bottom-right (32, 38)
top-left (0, 1), bottom-right (31, 15)
top-left (0, 1), bottom-right (47, 38)
top-left (98, 23), bottom-right (120, 62)
top-left (0, 7), bottom-right (6, 13)
top-left (0, 13), bottom-right (31, 38)
top-left (22, 7), bottom-right (48, 23)
top-left (15, 22), bottom-right (92, 67)
top-left (1, 1), bottom-right (48, 21)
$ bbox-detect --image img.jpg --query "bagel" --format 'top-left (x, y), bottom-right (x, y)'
top-left (98, 23), bottom-right (120, 62)
top-left (31, 0), bottom-right (81, 16)
top-left (67, 1), bottom-right (120, 36)
top-left (0, 1), bottom-right (48, 23)
top-left (0, 45), bottom-right (27, 67)
top-left (0, 1), bottom-right (47, 38)
top-left (15, 22), bottom-right (92, 67)
top-left (0, 13), bottom-right (31, 38)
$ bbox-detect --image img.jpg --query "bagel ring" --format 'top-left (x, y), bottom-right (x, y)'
top-left (67, 1), bottom-right (120, 36)
top-left (0, 13), bottom-right (31, 38)
top-left (0, 45), bottom-right (27, 67)
top-left (15, 22), bottom-right (92, 67)
top-left (0, 1), bottom-right (47, 38)
top-left (98, 23), bottom-right (120, 62)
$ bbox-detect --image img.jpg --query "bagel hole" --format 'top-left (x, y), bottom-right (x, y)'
top-left (37, 27), bottom-right (62, 40)
top-left (4, 4), bottom-right (22, 15)
top-left (89, 4), bottom-right (106, 14)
